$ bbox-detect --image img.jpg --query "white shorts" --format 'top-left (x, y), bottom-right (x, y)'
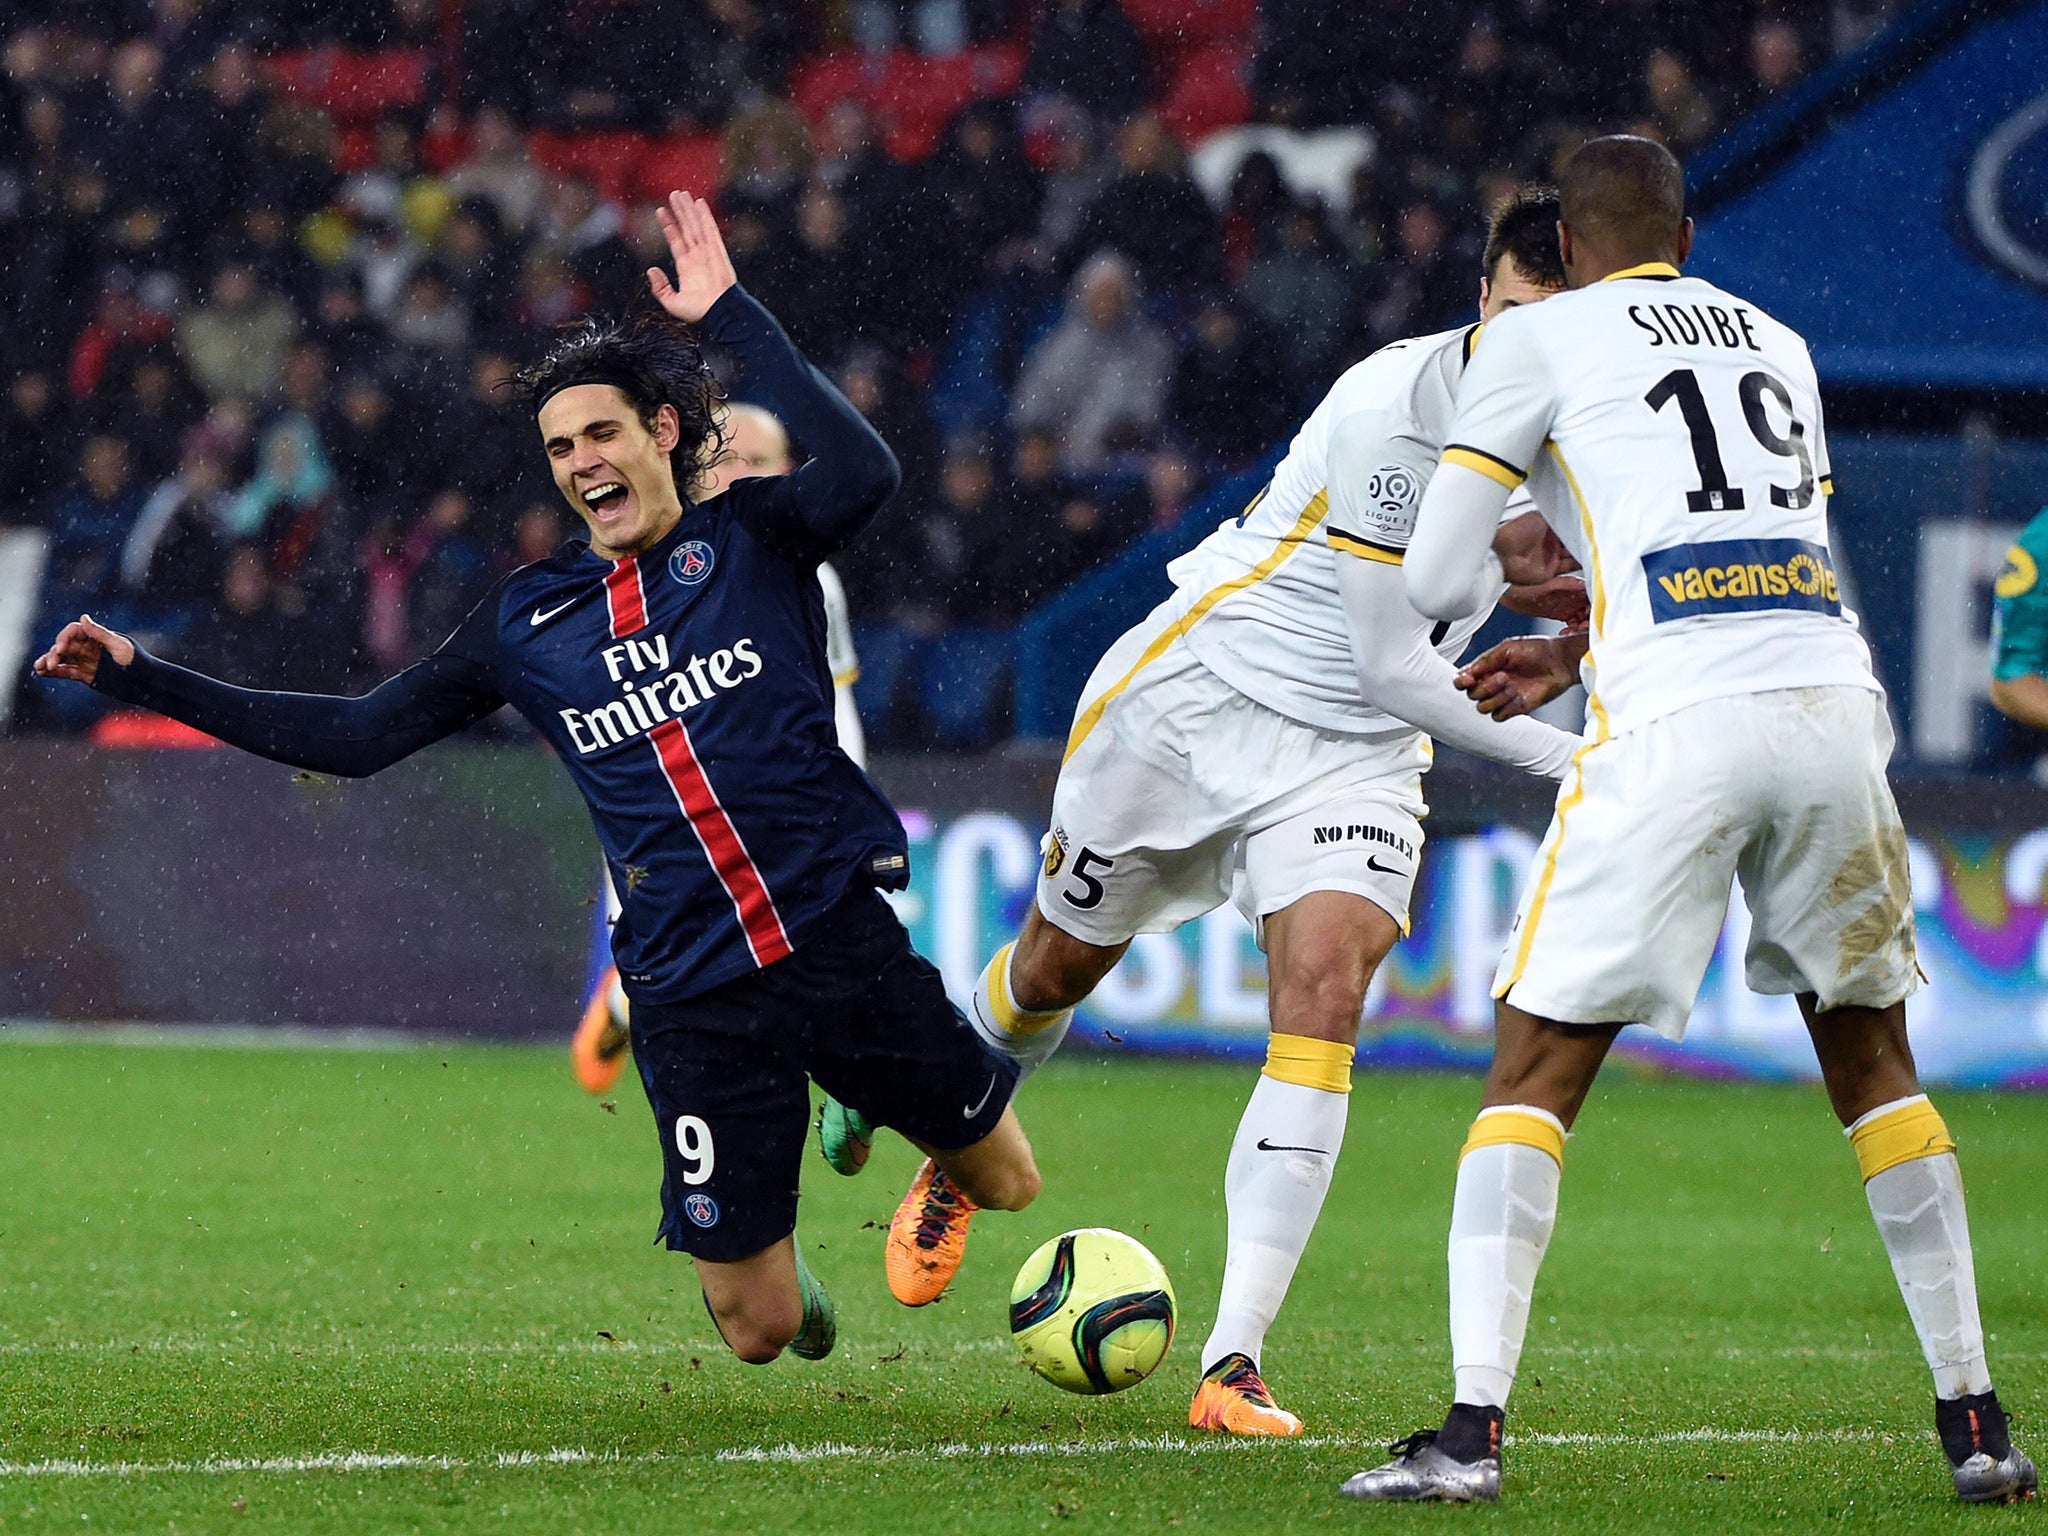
top-left (1494, 685), bottom-right (1917, 1040)
top-left (1040, 623), bottom-right (1427, 950)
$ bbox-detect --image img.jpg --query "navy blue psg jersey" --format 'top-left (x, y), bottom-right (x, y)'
top-left (92, 286), bottom-right (907, 1002)
top-left (437, 505), bottom-right (908, 999)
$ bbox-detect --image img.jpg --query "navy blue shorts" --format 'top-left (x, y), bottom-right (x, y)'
top-left (629, 884), bottom-right (1018, 1262)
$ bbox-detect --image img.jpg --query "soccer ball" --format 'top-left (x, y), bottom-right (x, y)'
top-left (1008, 1227), bottom-right (1177, 1394)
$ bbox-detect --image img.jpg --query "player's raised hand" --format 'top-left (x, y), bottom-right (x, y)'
top-left (33, 614), bottom-right (135, 686)
top-left (647, 190), bottom-right (737, 323)
top-left (1500, 574), bottom-right (1590, 627)
top-left (1455, 635), bottom-right (1584, 721)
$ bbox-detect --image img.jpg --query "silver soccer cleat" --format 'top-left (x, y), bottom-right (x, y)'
top-left (1953, 1447), bottom-right (2037, 1504)
top-left (1340, 1431), bottom-right (1501, 1503)
top-left (1939, 1391), bottom-right (2037, 1504)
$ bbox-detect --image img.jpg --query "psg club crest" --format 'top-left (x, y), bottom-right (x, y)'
top-left (683, 1192), bottom-right (720, 1228)
top-left (670, 540), bottom-right (716, 587)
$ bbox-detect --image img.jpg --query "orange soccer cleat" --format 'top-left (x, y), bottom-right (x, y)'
top-left (885, 1158), bottom-right (978, 1306)
top-left (571, 966), bottom-right (632, 1095)
top-left (1189, 1353), bottom-right (1304, 1436)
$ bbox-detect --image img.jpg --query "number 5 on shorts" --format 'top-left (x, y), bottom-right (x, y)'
top-left (1062, 847), bottom-right (1114, 911)
top-left (675, 1115), bottom-right (716, 1185)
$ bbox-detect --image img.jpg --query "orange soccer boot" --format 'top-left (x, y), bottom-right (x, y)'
top-left (885, 1158), bottom-right (978, 1306)
top-left (1189, 1353), bottom-right (1304, 1436)
top-left (570, 967), bottom-right (632, 1094)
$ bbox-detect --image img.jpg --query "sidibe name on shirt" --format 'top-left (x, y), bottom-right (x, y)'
top-left (1641, 538), bottom-right (1841, 623)
top-left (559, 632), bottom-right (764, 754)
top-left (1628, 302), bottom-right (1762, 351)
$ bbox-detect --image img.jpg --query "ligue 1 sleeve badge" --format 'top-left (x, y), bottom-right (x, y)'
top-left (670, 539), bottom-right (716, 586)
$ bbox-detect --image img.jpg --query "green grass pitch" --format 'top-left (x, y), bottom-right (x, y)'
top-left (0, 1037), bottom-right (2041, 1533)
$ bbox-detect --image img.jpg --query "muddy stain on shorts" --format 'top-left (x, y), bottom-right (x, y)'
top-left (1827, 822), bottom-right (1913, 983)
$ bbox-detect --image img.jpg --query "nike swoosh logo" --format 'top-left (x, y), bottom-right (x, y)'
top-left (1366, 854), bottom-right (1407, 876)
top-left (1256, 1138), bottom-right (1329, 1155)
top-left (963, 1073), bottom-right (998, 1118)
top-left (530, 598), bottom-right (578, 627)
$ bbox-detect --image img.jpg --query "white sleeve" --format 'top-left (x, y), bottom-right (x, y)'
top-left (1406, 314), bottom-right (1561, 620)
top-left (1336, 554), bottom-right (1580, 780)
top-left (1323, 407), bottom-right (1438, 556)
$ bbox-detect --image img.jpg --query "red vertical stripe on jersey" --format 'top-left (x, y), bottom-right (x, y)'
top-left (604, 557), bottom-right (647, 637)
top-left (647, 718), bottom-right (793, 967)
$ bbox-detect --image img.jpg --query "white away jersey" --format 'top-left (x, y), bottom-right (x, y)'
top-left (1169, 325), bottom-right (1511, 735)
top-left (1442, 264), bottom-right (1877, 735)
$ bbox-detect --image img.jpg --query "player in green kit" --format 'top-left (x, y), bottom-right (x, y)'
top-left (1989, 506), bottom-right (2048, 731)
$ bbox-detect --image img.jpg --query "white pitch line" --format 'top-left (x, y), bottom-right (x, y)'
top-left (713, 1427), bottom-right (1917, 1465)
top-left (0, 1427), bottom-right (1930, 1479)
top-left (0, 1450), bottom-right (606, 1480)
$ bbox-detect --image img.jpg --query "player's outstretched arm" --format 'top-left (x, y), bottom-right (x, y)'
top-left (647, 190), bottom-right (900, 559)
top-left (1334, 560), bottom-right (1579, 779)
top-left (35, 613), bottom-right (504, 778)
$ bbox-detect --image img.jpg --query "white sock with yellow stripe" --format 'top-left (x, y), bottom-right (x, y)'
top-left (1200, 1034), bottom-right (1352, 1373)
top-left (1850, 1094), bottom-right (1992, 1399)
top-left (969, 942), bottom-right (1072, 1083)
top-left (1448, 1105), bottom-right (1565, 1410)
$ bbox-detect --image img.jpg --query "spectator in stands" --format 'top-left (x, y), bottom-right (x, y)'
top-left (1236, 198), bottom-right (1354, 389)
top-left (0, 371), bottom-right (71, 519)
top-left (1645, 48), bottom-right (1720, 154)
top-left (1011, 250), bottom-right (1175, 473)
top-left (1359, 200), bottom-right (1468, 352)
top-left (1737, 19), bottom-right (1809, 113)
top-left (342, 114), bottom-right (454, 247)
top-left (41, 434), bottom-right (144, 618)
top-left (178, 257), bottom-right (298, 403)
top-left (1065, 112), bottom-right (1222, 294)
top-left (671, 0), bottom-right (801, 127)
top-left (1143, 445), bottom-right (1200, 531)
top-left (176, 542), bottom-right (290, 690)
top-left (443, 105), bottom-right (546, 236)
top-left (120, 431), bottom-right (230, 641)
top-left (438, 198), bottom-right (521, 330)
top-left (1019, 100), bottom-right (1110, 278)
top-left (895, 439), bottom-right (1006, 629)
top-left (1023, 0), bottom-right (1150, 119)
top-left (996, 477), bottom-right (1140, 612)
top-left (388, 265), bottom-right (471, 357)
top-left (927, 102), bottom-right (1043, 294)
top-left (100, 345), bottom-right (204, 485)
top-left (1167, 294), bottom-right (1292, 469)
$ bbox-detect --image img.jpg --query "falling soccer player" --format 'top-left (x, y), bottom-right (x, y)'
top-left (35, 191), bottom-right (1041, 1368)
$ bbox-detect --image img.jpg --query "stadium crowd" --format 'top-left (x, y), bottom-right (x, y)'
top-left (1, 0), bottom-right (1901, 741)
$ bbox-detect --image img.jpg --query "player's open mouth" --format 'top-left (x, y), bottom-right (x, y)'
top-left (582, 482), bottom-right (629, 516)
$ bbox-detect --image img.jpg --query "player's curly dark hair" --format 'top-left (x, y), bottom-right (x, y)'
top-left (1482, 184), bottom-right (1566, 290)
top-left (511, 312), bottom-right (726, 487)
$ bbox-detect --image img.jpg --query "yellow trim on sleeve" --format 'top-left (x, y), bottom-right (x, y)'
top-left (1851, 1098), bottom-right (1955, 1183)
top-left (1327, 528), bottom-right (1403, 564)
top-left (1819, 474), bottom-right (1835, 498)
top-left (1460, 1107), bottom-right (1566, 1167)
top-left (1442, 446), bottom-right (1526, 489)
top-left (1062, 490), bottom-right (1330, 762)
top-left (832, 667), bottom-right (860, 688)
top-left (1600, 262), bottom-right (1683, 282)
top-left (1263, 1032), bottom-right (1355, 1094)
